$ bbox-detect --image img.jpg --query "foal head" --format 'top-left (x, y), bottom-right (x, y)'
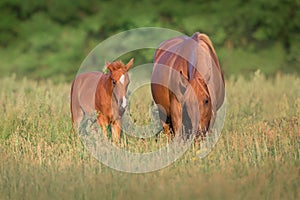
top-left (106, 58), bottom-right (134, 115)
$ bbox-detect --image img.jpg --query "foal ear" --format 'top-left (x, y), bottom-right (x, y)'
top-left (105, 60), bottom-right (111, 66)
top-left (107, 65), bottom-right (114, 73)
top-left (106, 61), bottom-right (114, 72)
top-left (125, 58), bottom-right (134, 71)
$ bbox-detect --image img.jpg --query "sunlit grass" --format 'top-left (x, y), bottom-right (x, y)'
top-left (0, 72), bottom-right (299, 199)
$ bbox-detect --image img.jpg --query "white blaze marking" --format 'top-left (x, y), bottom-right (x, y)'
top-left (122, 96), bottom-right (127, 108)
top-left (120, 74), bottom-right (125, 85)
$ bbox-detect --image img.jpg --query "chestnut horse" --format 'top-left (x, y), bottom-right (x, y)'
top-left (70, 58), bottom-right (134, 141)
top-left (151, 32), bottom-right (224, 140)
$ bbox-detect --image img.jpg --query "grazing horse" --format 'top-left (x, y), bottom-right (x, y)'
top-left (151, 32), bottom-right (225, 140)
top-left (70, 58), bottom-right (134, 141)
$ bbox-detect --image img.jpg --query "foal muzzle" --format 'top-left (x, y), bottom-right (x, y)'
top-left (118, 96), bottom-right (127, 115)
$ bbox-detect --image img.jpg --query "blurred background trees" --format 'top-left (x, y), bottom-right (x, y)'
top-left (0, 0), bottom-right (299, 82)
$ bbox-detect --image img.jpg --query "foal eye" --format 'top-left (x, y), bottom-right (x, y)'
top-left (112, 80), bottom-right (116, 85)
top-left (204, 98), bottom-right (209, 105)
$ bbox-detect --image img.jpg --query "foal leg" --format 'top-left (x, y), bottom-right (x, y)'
top-left (111, 120), bottom-right (122, 143)
top-left (97, 117), bottom-right (108, 139)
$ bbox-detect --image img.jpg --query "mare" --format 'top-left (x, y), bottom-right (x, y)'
top-left (151, 32), bottom-right (224, 141)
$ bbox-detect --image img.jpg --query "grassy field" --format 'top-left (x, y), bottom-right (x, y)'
top-left (0, 72), bottom-right (299, 199)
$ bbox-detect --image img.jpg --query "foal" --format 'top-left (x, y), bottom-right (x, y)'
top-left (70, 58), bottom-right (134, 141)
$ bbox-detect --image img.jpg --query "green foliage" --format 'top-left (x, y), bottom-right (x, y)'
top-left (0, 0), bottom-right (299, 81)
top-left (0, 73), bottom-right (299, 199)
top-left (208, 0), bottom-right (300, 73)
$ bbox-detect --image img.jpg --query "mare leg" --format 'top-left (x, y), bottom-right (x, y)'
top-left (170, 95), bottom-right (183, 140)
top-left (157, 105), bottom-right (173, 142)
top-left (161, 119), bottom-right (172, 142)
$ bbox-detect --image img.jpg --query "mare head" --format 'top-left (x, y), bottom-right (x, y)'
top-left (184, 73), bottom-right (212, 137)
top-left (106, 58), bottom-right (134, 115)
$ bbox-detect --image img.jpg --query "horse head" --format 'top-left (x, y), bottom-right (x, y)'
top-left (106, 58), bottom-right (134, 116)
top-left (183, 73), bottom-right (212, 137)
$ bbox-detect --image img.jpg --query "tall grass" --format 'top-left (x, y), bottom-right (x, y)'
top-left (0, 72), bottom-right (299, 199)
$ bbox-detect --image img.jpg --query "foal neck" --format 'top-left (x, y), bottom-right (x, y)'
top-left (101, 74), bottom-right (114, 93)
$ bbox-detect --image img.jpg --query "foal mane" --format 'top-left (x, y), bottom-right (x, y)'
top-left (106, 60), bottom-right (125, 71)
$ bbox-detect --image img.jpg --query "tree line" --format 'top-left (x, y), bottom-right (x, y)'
top-left (0, 0), bottom-right (299, 81)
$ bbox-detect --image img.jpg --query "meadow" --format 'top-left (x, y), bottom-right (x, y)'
top-left (0, 72), bottom-right (299, 199)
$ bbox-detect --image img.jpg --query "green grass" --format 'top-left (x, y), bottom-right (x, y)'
top-left (0, 72), bottom-right (300, 199)
top-left (218, 43), bottom-right (286, 76)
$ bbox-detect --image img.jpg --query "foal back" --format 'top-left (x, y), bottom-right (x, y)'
top-left (70, 72), bottom-right (102, 128)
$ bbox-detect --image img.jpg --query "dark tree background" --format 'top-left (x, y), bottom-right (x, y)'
top-left (0, 0), bottom-right (299, 81)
